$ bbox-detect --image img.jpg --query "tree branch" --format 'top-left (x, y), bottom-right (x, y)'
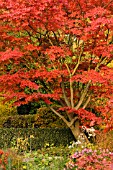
top-left (69, 116), bottom-right (78, 128)
top-left (49, 106), bottom-right (79, 129)
top-left (61, 80), bottom-right (71, 107)
top-left (72, 44), bottom-right (84, 76)
top-left (104, 0), bottom-right (113, 8)
top-left (70, 80), bottom-right (74, 108)
top-left (65, 63), bottom-right (71, 75)
top-left (64, 63), bottom-right (74, 108)
top-left (83, 95), bottom-right (91, 109)
top-left (49, 106), bottom-right (71, 127)
top-left (75, 81), bottom-right (91, 110)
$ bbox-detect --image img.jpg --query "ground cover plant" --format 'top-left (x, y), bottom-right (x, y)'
top-left (1, 145), bottom-right (72, 170)
top-left (0, 0), bottom-right (113, 143)
top-left (0, 149), bottom-right (9, 170)
top-left (1, 136), bottom-right (113, 170)
top-left (65, 148), bottom-right (113, 170)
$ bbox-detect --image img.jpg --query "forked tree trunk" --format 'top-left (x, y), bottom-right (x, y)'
top-left (49, 107), bottom-right (89, 143)
top-left (70, 119), bottom-right (81, 139)
top-left (70, 120), bottom-right (89, 144)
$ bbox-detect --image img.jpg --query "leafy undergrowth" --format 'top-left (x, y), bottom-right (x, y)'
top-left (96, 131), bottom-right (113, 152)
top-left (1, 132), bottom-right (113, 170)
top-left (0, 149), bottom-right (9, 170)
top-left (65, 148), bottom-right (113, 170)
top-left (3, 145), bottom-right (71, 170)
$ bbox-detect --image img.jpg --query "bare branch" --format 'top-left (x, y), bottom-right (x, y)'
top-left (72, 44), bottom-right (84, 76)
top-left (70, 80), bottom-right (74, 108)
top-left (49, 106), bottom-right (70, 127)
top-left (61, 80), bottom-right (71, 107)
top-left (75, 81), bottom-right (91, 110)
top-left (52, 31), bottom-right (59, 45)
top-left (64, 63), bottom-right (74, 108)
top-left (104, 0), bottom-right (113, 8)
top-left (69, 116), bottom-right (78, 128)
top-left (83, 95), bottom-right (91, 109)
top-left (65, 63), bottom-right (71, 75)
top-left (49, 106), bottom-right (79, 129)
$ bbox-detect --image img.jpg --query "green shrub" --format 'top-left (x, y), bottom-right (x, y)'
top-left (0, 128), bottom-right (75, 150)
top-left (2, 115), bottom-right (35, 128)
top-left (0, 107), bottom-right (66, 128)
top-left (0, 97), bottom-right (17, 117)
top-left (34, 107), bottom-right (66, 128)
top-left (0, 117), bottom-right (8, 128)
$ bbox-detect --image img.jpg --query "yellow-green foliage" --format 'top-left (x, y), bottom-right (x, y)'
top-left (0, 114), bottom-right (35, 128)
top-left (34, 107), bottom-right (66, 128)
top-left (0, 97), bottom-right (17, 117)
top-left (96, 131), bottom-right (113, 152)
top-left (107, 60), bottom-right (113, 68)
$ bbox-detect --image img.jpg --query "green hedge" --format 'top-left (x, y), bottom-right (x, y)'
top-left (0, 115), bottom-right (35, 128)
top-left (0, 107), bottom-right (66, 128)
top-left (0, 128), bottom-right (75, 150)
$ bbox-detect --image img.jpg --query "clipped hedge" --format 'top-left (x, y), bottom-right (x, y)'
top-left (0, 128), bottom-right (75, 150)
top-left (0, 107), bottom-right (66, 128)
top-left (1, 115), bottom-right (35, 128)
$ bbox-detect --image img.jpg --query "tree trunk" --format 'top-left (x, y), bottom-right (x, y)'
top-left (70, 119), bottom-right (81, 140)
top-left (49, 106), bottom-right (89, 144)
top-left (70, 119), bottom-right (89, 144)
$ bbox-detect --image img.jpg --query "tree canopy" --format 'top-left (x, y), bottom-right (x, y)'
top-left (0, 0), bottom-right (113, 140)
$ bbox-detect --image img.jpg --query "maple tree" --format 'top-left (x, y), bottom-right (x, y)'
top-left (0, 0), bottom-right (113, 141)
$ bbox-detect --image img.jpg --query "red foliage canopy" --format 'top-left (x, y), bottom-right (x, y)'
top-left (0, 0), bottom-right (113, 135)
